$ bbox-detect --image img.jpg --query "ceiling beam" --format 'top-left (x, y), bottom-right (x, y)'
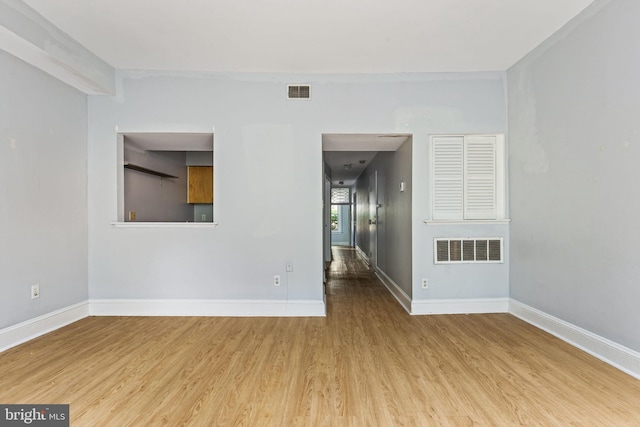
top-left (0, 0), bottom-right (115, 95)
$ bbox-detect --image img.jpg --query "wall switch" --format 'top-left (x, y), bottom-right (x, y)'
top-left (286, 262), bottom-right (294, 272)
top-left (273, 275), bottom-right (281, 286)
top-left (201, 214), bottom-right (207, 221)
top-left (31, 284), bottom-right (40, 299)
top-left (421, 278), bottom-right (428, 289)
top-left (128, 211), bottom-right (136, 221)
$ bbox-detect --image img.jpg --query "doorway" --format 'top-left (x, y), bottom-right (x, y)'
top-left (321, 133), bottom-right (411, 267)
top-left (329, 186), bottom-right (352, 248)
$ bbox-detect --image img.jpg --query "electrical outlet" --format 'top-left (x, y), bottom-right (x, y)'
top-left (273, 275), bottom-right (281, 286)
top-left (31, 284), bottom-right (40, 299)
top-left (421, 278), bottom-right (428, 289)
top-left (201, 214), bottom-right (207, 221)
top-left (128, 211), bottom-right (136, 221)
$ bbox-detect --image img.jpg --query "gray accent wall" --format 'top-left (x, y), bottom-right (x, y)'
top-left (0, 50), bottom-right (88, 328)
top-left (356, 139), bottom-right (413, 297)
top-left (508, 0), bottom-right (640, 351)
top-left (123, 145), bottom-right (190, 222)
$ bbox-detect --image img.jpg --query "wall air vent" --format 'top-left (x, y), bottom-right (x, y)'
top-left (287, 84), bottom-right (311, 100)
top-left (434, 238), bottom-right (503, 264)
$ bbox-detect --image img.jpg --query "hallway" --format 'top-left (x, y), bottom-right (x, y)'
top-left (325, 246), bottom-right (400, 310)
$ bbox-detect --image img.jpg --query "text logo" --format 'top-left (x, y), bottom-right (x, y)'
top-left (0, 405), bottom-right (69, 426)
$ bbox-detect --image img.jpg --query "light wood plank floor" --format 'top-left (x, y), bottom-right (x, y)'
top-left (1, 247), bottom-right (639, 426)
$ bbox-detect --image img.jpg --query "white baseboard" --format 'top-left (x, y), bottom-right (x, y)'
top-left (0, 301), bottom-right (89, 353)
top-left (355, 245), bottom-right (369, 264)
top-left (4, 298), bottom-right (638, 379)
top-left (0, 298), bottom-right (325, 353)
top-left (354, 246), bottom-right (412, 314)
top-left (373, 268), bottom-right (411, 314)
top-left (88, 299), bottom-right (326, 317)
top-left (411, 298), bottom-right (509, 315)
top-left (509, 299), bottom-right (640, 380)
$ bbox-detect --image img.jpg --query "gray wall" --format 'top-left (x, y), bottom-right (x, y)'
top-left (88, 71), bottom-right (506, 303)
top-left (123, 146), bottom-right (190, 222)
top-left (356, 172), bottom-right (372, 258)
top-left (384, 140), bottom-right (413, 297)
top-left (508, 0), bottom-right (640, 351)
top-left (186, 151), bottom-right (213, 167)
top-left (356, 139), bottom-right (413, 296)
top-left (0, 50), bottom-right (88, 328)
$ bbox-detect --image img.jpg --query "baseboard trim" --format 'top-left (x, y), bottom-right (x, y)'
top-left (4, 298), bottom-right (638, 379)
top-left (373, 268), bottom-right (412, 314)
top-left (411, 298), bottom-right (509, 315)
top-left (0, 301), bottom-right (89, 353)
top-left (88, 299), bottom-right (326, 317)
top-left (355, 245), bottom-right (369, 265)
top-left (0, 298), bottom-right (326, 353)
top-left (509, 299), bottom-right (640, 380)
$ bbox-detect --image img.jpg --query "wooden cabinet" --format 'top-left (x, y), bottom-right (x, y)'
top-left (187, 166), bottom-right (213, 203)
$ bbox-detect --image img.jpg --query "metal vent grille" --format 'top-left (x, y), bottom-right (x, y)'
top-left (288, 85), bottom-right (311, 99)
top-left (435, 238), bottom-right (503, 264)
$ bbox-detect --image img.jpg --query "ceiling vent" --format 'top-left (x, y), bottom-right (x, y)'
top-left (287, 84), bottom-right (311, 100)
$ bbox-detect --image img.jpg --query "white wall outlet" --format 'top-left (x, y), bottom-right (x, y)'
top-left (273, 275), bottom-right (281, 286)
top-left (31, 284), bottom-right (40, 299)
top-left (285, 261), bottom-right (294, 272)
top-left (201, 214), bottom-right (207, 221)
top-left (421, 278), bottom-right (428, 289)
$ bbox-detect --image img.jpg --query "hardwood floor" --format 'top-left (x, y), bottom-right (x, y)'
top-left (1, 246), bottom-right (639, 425)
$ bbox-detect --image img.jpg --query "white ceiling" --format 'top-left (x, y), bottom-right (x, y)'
top-left (22, 0), bottom-right (595, 73)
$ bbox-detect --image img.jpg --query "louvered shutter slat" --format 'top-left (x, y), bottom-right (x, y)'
top-left (464, 136), bottom-right (497, 220)
top-left (433, 136), bottom-right (464, 220)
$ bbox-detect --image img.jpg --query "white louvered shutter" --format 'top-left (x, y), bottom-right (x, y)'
top-left (432, 136), bottom-right (464, 220)
top-left (464, 136), bottom-right (497, 220)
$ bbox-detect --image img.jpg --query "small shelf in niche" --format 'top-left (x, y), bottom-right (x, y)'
top-left (124, 162), bottom-right (178, 179)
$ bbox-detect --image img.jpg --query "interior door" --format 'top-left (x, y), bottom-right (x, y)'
top-left (323, 176), bottom-right (332, 266)
top-left (351, 192), bottom-right (356, 247)
top-left (369, 171), bottom-right (378, 267)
